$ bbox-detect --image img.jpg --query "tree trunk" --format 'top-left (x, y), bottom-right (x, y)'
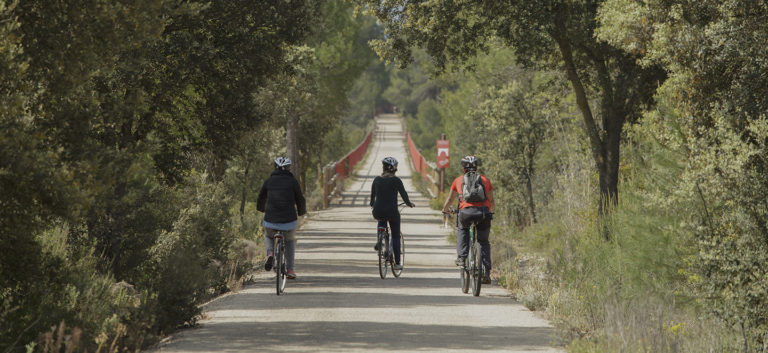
top-left (286, 113), bottom-right (300, 177)
top-left (92, 180), bottom-right (126, 280)
top-left (209, 155), bottom-right (227, 182)
top-left (240, 165), bottom-right (249, 227)
top-left (111, 180), bottom-right (126, 280)
top-left (600, 112), bottom-right (621, 214)
top-left (299, 152), bottom-right (307, 194)
top-left (525, 171), bottom-right (537, 224)
top-left (553, 21), bottom-right (620, 232)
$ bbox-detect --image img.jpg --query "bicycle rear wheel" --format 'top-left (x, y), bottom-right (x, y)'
top-left (471, 237), bottom-right (482, 296)
top-left (392, 233), bottom-right (404, 277)
top-left (378, 231), bottom-right (388, 279)
top-left (276, 238), bottom-right (286, 295)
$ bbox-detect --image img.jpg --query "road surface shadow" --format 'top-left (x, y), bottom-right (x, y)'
top-left (211, 288), bottom-right (515, 311)
top-left (163, 321), bottom-right (557, 352)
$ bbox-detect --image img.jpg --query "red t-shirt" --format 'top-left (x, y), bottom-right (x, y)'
top-left (450, 174), bottom-right (493, 209)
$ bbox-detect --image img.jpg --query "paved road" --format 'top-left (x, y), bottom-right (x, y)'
top-left (152, 114), bottom-right (562, 352)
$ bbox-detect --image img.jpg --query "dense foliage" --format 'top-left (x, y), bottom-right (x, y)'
top-left (4, 0), bottom-right (768, 351)
top-left (599, 0), bottom-right (768, 348)
top-left (356, 0), bottom-right (666, 216)
top-left (361, 0), bottom-right (768, 351)
top-left (0, 1), bottom-right (378, 351)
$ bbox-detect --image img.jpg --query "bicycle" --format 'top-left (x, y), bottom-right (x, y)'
top-left (444, 208), bottom-right (485, 296)
top-left (376, 202), bottom-right (407, 279)
top-left (272, 231), bottom-right (287, 295)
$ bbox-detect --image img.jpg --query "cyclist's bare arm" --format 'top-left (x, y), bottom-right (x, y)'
top-left (442, 189), bottom-right (459, 214)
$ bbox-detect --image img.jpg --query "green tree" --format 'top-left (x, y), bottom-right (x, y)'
top-left (599, 0), bottom-right (768, 347)
top-left (345, 59), bottom-right (390, 126)
top-left (383, 50), bottom-right (443, 120)
top-left (255, 1), bottom-right (379, 191)
top-left (1, 0), bottom-right (184, 348)
top-left (436, 44), bottom-right (574, 226)
top-left (150, 1), bottom-right (318, 180)
top-left (1, 0), bottom-right (321, 350)
top-left (254, 45), bottom-right (318, 181)
top-left (472, 70), bottom-right (550, 224)
top-left (357, 0), bottom-right (666, 220)
top-left (300, 1), bottom-right (376, 186)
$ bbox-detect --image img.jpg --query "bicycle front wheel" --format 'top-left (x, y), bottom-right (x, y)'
top-left (378, 231), bottom-right (388, 279)
top-left (276, 239), bottom-right (286, 295)
top-left (392, 233), bottom-right (404, 277)
top-left (471, 239), bottom-right (482, 296)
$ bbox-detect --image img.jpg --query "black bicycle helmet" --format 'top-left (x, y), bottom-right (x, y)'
top-left (460, 155), bottom-right (480, 170)
top-left (274, 157), bottom-right (292, 170)
top-left (382, 156), bottom-right (398, 172)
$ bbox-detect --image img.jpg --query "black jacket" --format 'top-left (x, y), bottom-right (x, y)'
top-left (370, 175), bottom-right (411, 221)
top-left (256, 169), bottom-right (307, 223)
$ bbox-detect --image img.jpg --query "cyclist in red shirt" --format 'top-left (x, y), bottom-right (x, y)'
top-left (441, 155), bottom-right (494, 284)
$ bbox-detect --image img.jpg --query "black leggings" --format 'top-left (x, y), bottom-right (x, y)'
top-left (378, 219), bottom-right (401, 264)
top-left (456, 207), bottom-right (491, 273)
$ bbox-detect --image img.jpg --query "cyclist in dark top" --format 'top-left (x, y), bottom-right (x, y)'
top-left (257, 157), bottom-right (307, 279)
top-left (370, 157), bottom-right (414, 270)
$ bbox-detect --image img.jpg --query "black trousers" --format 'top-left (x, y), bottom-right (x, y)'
top-left (456, 206), bottom-right (491, 274)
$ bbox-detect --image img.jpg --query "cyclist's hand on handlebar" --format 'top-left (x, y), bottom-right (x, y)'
top-left (408, 202), bottom-right (415, 208)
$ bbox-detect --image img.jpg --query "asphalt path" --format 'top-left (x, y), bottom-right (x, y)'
top-left (151, 114), bottom-right (562, 352)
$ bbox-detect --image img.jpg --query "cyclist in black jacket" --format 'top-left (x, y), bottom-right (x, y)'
top-left (257, 157), bottom-right (307, 279)
top-left (370, 157), bottom-right (414, 270)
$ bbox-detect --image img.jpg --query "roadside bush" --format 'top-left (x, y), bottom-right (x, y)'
top-left (530, 85), bottom-right (768, 352)
top-left (140, 172), bottom-right (234, 332)
top-left (1, 224), bottom-right (152, 353)
top-left (684, 117), bottom-right (768, 348)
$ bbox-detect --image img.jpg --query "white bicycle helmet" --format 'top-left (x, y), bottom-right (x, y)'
top-left (382, 156), bottom-right (398, 172)
top-left (274, 157), bottom-right (292, 170)
top-left (460, 155), bottom-right (480, 170)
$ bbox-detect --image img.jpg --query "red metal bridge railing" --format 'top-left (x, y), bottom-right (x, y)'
top-left (335, 132), bottom-right (373, 178)
top-left (320, 129), bottom-right (373, 208)
top-left (406, 132), bottom-right (440, 198)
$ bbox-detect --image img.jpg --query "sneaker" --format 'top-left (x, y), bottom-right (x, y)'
top-left (482, 275), bottom-right (491, 284)
top-left (264, 253), bottom-right (274, 271)
top-left (393, 263), bottom-right (403, 270)
top-left (286, 269), bottom-right (297, 279)
top-left (455, 257), bottom-right (466, 266)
